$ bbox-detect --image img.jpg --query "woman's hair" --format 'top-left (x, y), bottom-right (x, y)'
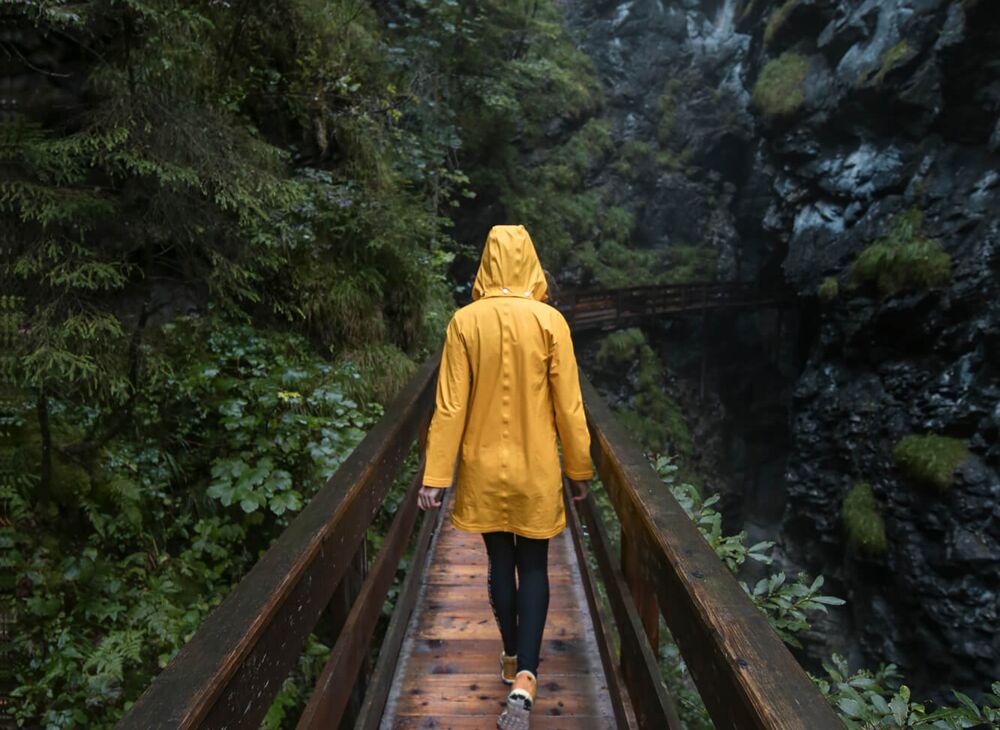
top-left (542, 268), bottom-right (559, 303)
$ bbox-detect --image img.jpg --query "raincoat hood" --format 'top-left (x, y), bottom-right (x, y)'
top-left (471, 224), bottom-right (549, 302)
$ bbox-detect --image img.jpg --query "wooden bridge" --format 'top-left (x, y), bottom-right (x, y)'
top-left (554, 281), bottom-right (793, 331)
top-left (117, 282), bottom-right (839, 730)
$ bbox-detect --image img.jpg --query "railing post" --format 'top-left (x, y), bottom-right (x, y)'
top-left (620, 510), bottom-right (660, 655)
top-left (326, 542), bottom-right (368, 724)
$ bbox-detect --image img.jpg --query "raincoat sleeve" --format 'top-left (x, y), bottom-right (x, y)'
top-left (549, 313), bottom-right (594, 481)
top-left (422, 316), bottom-right (471, 488)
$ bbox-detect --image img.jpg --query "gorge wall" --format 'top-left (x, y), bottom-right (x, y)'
top-left (562, 0), bottom-right (1000, 700)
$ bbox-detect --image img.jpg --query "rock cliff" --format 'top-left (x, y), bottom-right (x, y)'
top-left (564, 0), bottom-right (1000, 699)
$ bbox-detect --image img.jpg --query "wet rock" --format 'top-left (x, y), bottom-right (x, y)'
top-left (564, 0), bottom-right (1000, 701)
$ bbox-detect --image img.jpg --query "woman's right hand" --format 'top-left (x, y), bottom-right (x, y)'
top-left (418, 486), bottom-right (444, 511)
top-left (568, 478), bottom-right (589, 502)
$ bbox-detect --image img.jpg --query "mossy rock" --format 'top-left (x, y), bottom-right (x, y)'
top-left (752, 52), bottom-right (809, 118)
top-left (817, 276), bottom-right (839, 303)
top-left (841, 481), bottom-right (888, 557)
top-left (893, 433), bottom-right (968, 492)
top-left (849, 208), bottom-right (951, 297)
top-left (862, 40), bottom-right (912, 86)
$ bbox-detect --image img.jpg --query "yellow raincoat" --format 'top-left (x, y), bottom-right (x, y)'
top-left (422, 224), bottom-right (593, 539)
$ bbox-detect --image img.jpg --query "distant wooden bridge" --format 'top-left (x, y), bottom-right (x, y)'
top-left (555, 281), bottom-right (793, 331)
top-left (117, 283), bottom-right (833, 730)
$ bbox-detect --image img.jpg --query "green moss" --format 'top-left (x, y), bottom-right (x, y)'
top-left (893, 434), bottom-right (968, 492)
top-left (663, 245), bottom-right (718, 283)
top-left (596, 327), bottom-right (647, 368)
top-left (654, 146), bottom-right (693, 172)
top-left (869, 40), bottom-right (911, 86)
top-left (597, 329), bottom-right (694, 464)
top-left (817, 276), bottom-right (839, 302)
top-left (752, 52), bottom-right (809, 118)
top-left (764, 0), bottom-right (798, 45)
top-left (615, 139), bottom-right (653, 175)
top-left (657, 78), bottom-right (683, 145)
top-left (849, 209), bottom-right (951, 297)
top-left (841, 482), bottom-right (888, 557)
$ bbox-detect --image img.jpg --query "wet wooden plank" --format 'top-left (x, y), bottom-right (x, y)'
top-left (380, 496), bottom-right (615, 726)
top-left (388, 715), bottom-right (616, 729)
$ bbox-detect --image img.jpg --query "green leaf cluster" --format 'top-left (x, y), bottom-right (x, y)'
top-left (815, 655), bottom-right (1000, 728)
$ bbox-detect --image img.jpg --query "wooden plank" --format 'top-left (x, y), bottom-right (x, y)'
top-left (401, 638), bottom-right (601, 677)
top-left (390, 676), bottom-right (596, 716)
top-left (581, 375), bottom-right (843, 730)
top-left (574, 488), bottom-right (682, 729)
top-left (326, 542), bottom-right (368, 725)
top-left (421, 585), bottom-right (579, 612)
top-left (413, 609), bottom-right (590, 640)
top-left (562, 482), bottom-right (637, 730)
top-left (117, 359), bottom-right (439, 730)
top-left (355, 459), bottom-right (448, 730)
top-left (297, 462), bottom-right (426, 729)
top-left (389, 714), bottom-right (616, 728)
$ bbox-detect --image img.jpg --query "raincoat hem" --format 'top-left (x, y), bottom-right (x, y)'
top-left (565, 469), bottom-right (594, 480)
top-left (450, 513), bottom-right (566, 540)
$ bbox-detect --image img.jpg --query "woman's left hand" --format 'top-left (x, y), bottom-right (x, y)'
top-left (418, 486), bottom-right (444, 511)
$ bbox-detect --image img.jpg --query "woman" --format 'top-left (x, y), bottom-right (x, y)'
top-left (417, 224), bottom-right (593, 729)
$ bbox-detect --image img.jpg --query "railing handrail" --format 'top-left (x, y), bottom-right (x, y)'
top-left (116, 359), bottom-right (439, 729)
top-left (579, 374), bottom-right (843, 730)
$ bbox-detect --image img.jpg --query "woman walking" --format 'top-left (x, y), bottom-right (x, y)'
top-left (417, 224), bottom-right (593, 729)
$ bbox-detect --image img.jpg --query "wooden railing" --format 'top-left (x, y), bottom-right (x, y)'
top-left (572, 374), bottom-right (843, 729)
top-left (556, 281), bottom-right (793, 331)
top-left (117, 359), bottom-right (441, 730)
top-left (119, 353), bottom-right (841, 730)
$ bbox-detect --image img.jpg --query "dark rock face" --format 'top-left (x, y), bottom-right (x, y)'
top-left (565, 0), bottom-right (1000, 700)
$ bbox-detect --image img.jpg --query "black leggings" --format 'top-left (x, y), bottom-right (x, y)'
top-left (482, 531), bottom-right (550, 676)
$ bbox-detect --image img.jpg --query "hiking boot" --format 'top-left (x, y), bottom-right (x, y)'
top-left (497, 670), bottom-right (537, 729)
top-left (500, 652), bottom-right (518, 685)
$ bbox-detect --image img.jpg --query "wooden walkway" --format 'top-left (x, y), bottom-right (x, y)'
top-left (381, 490), bottom-right (615, 729)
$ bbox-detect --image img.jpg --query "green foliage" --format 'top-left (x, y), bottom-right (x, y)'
top-left (752, 52), bottom-right (809, 118)
top-left (841, 482), bottom-right (888, 557)
top-left (850, 209), bottom-right (951, 297)
top-left (818, 276), bottom-right (839, 302)
top-left (815, 655), bottom-right (1000, 728)
top-left (657, 78), bottom-right (684, 145)
top-left (893, 433), bottom-right (968, 492)
top-left (764, 0), bottom-right (798, 45)
top-left (9, 316), bottom-right (383, 726)
top-left (597, 329), bottom-right (694, 465)
top-left (576, 241), bottom-right (717, 289)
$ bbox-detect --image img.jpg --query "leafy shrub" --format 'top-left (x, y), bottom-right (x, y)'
top-left (893, 433), bottom-right (968, 492)
top-left (818, 276), bottom-right (839, 302)
top-left (841, 482), bottom-right (888, 557)
top-left (815, 655), bottom-right (1000, 728)
top-left (849, 209), bottom-right (951, 296)
top-left (752, 52), bottom-right (809, 117)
